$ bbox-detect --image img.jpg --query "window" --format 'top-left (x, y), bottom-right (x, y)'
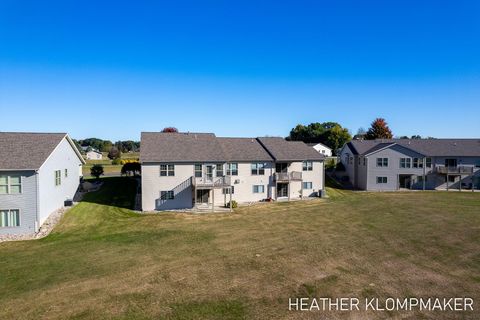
top-left (302, 182), bottom-right (313, 189)
top-left (160, 164), bottom-right (175, 176)
top-left (321, 150), bottom-right (325, 154)
top-left (160, 190), bottom-right (174, 200)
top-left (302, 161), bottom-right (313, 171)
top-left (216, 164), bottom-right (224, 177)
top-left (376, 177), bottom-right (388, 184)
top-left (426, 158), bottom-right (432, 168)
top-left (55, 170), bottom-right (61, 186)
top-left (226, 163), bottom-right (238, 176)
top-left (194, 164), bottom-right (202, 177)
top-left (413, 158), bottom-right (423, 168)
top-left (253, 185), bottom-right (265, 193)
top-left (376, 158), bottom-right (388, 167)
top-left (222, 186), bottom-right (234, 194)
top-left (400, 158), bottom-right (411, 168)
top-left (65, 169), bottom-right (68, 178)
top-left (0, 209), bottom-right (20, 227)
top-left (251, 163), bottom-right (265, 175)
top-left (0, 175), bottom-right (22, 194)
top-left (276, 163), bottom-right (288, 173)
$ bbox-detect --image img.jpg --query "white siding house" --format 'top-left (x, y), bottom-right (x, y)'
top-left (141, 133), bottom-right (325, 211)
top-left (0, 133), bottom-right (85, 235)
top-left (86, 150), bottom-right (103, 160)
top-left (308, 143), bottom-right (333, 157)
top-left (340, 139), bottom-right (480, 191)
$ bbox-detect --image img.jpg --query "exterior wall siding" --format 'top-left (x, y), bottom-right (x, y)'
top-left (142, 160), bottom-right (325, 211)
top-left (38, 138), bottom-right (83, 224)
top-left (0, 170), bottom-right (38, 235)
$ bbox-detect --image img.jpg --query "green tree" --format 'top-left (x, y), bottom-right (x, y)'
top-left (287, 122), bottom-right (351, 154)
top-left (108, 147), bottom-right (121, 160)
top-left (90, 164), bottom-right (104, 180)
top-left (365, 118), bottom-right (393, 140)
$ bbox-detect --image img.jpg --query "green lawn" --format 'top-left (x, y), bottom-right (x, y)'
top-left (1, 178), bottom-right (479, 319)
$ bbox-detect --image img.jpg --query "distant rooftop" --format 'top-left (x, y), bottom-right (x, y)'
top-left (346, 139), bottom-right (480, 157)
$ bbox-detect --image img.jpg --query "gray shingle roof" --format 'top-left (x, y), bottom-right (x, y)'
top-left (347, 139), bottom-right (480, 157)
top-left (140, 132), bottom-right (226, 163)
top-left (0, 132), bottom-right (74, 170)
top-left (217, 137), bottom-right (273, 162)
top-left (140, 133), bottom-right (325, 163)
top-left (257, 137), bottom-right (325, 161)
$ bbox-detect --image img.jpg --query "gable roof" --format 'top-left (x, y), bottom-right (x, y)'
top-left (0, 132), bottom-right (85, 170)
top-left (346, 139), bottom-right (480, 157)
top-left (140, 132), bottom-right (226, 163)
top-left (257, 137), bottom-right (325, 161)
top-left (140, 133), bottom-right (324, 163)
top-left (306, 142), bottom-right (332, 150)
top-left (217, 137), bottom-right (273, 162)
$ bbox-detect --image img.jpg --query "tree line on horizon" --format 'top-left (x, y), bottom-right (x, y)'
top-left (287, 118), bottom-right (433, 155)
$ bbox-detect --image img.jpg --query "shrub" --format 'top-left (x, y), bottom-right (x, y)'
top-left (90, 164), bottom-right (104, 180)
top-left (225, 200), bottom-right (238, 209)
top-left (112, 158), bottom-right (122, 165)
top-left (325, 158), bottom-right (336, 170)
top-left (335, 162), bottom-right (345, 171)
top-left (121, 162), bottom-right (141, 176)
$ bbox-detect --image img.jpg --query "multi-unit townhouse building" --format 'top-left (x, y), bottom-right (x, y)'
top-left (0, 133), bottom-right (85, 235)
top-left (140, 132), bottom-right (325, 211)
top-left (340, 139), bottom-right (480, 191)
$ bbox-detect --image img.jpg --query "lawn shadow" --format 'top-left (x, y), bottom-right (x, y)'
top-left (80, 176), bottom-right (138, 210)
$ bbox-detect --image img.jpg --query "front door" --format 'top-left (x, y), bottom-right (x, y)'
top-left (277, 183), bottom-right (289, 197)
top-left (196, 189), bottom-right (209, 204)
top-left (445, 158), bottom-right (457, 168)
top-left (205, 165), bottom-right (214, 182)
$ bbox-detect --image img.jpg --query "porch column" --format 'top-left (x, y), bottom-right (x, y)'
top-left (446, 174), bottom-right (449, 191)
top-left (229, 191), bottom-right (232, 212)
top-left (194, 188), bottom-right (197, 209)
top-left (212, 189), bottom-right (215, 212)
top-left (459, 176), bottom-right (462, 191)
top-left (423, 158), bottom-right (426, 191)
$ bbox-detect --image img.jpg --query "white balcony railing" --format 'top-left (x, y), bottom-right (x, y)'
top-left (274, 171), bottom-right (302, 182)
top-left (434, 165), bottom-right (475, 174)
top-left (193, 176), bottom-right (231, 188)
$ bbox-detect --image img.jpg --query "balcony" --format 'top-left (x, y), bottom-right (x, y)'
top-left (193, 176), bottom-right (231, 189)
top-left (274, 171), bottom-right (303, 182)
top-left (434, 165), bottom-right (475, 175)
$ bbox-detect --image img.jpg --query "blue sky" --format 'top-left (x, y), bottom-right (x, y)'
top-left (1, 0), bottom-right (479, 141)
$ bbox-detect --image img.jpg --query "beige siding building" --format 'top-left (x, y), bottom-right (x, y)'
top-left (140, 132), bottom-right (325, 211)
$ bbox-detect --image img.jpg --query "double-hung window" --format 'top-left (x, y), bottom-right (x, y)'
top-left (413, 158), bottom-right (423, 168)
top-left (376, 158), bottom-right (388, 167)
top-left (194, 164), bottom-right (202, 177)
top-left (65, 169), bottom-right (68, 178)
top-left (302, 182), bottom-right (313, 189)
top-left (400, 158), bottom-right (411, 168)
top-left (0, 209), bottom-right (20, 227)
top-left (160, 164), bottom-right (175, 176)
top-left (253, 185), bottom-right (265, 193)
top-left (251, 163), bottom-right (265, 175)
top-left (0, 175), bottom-right (22, 194)
top-left (160, 190), bottom-right (174, 200)
top-left (302, 161), bottom-right (313, 171)
top-left (376, 177), bottom-right (388, 184)
top-left (55, 170), bottom-right (62, 186)
top-left (226, 163), bottom-right (238, 176)
top-left (216, 164), bottom-right (224, 177)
